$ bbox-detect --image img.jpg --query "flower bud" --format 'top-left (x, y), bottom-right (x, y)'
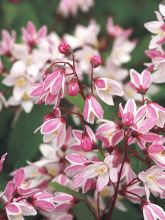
top-left (81, 132), bottom-right (93, 152)
top-left (68, 79), bottom-right (79, 96)
top-left (90, 55), bottom-right (102, 68)
top-left (58, 42), bottom-right (72, 55)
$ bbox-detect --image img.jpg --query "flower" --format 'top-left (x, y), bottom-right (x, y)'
top-left (147, 142), bottom-right (165, 168)
top-left (0, 30), bottom-right (16, 56)
top-left (83, 95), bottom-right (104, 124)
top-left (37, 117), bottom-right (66, 145)
top-left (129, 69), bottom-right (152, 94)
top-left (22, 21), bottom-right (47, 46)
top-left (83, 155), bottom-right (118, 191)
top-left (138, 165), bottom-right (165, 198)
top-left (143, 202), bottom-right (165, 220)
top-left (95, 77), bottom-right (124, 105)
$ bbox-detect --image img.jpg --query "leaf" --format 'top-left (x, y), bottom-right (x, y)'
top-left (65, 94), bottom-right (84, 111)
top-left (51, 182), bottom-right (85, 200)
top-left (112, 200), bottom-right (142, 220)
top-left (7, 105), bottom-right (48, 169)
top-left (72, 201), bottom-right (96, 220)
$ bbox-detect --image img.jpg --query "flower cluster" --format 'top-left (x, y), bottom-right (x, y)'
top-left (0, 3), bottom-right (164, 220)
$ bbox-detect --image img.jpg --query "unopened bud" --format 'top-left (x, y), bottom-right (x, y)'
top-left (68, 79), bottom-right (79, 96)
top-left (81, 132), bottom-right (93, 152)
top-left (90, 55), bottom-right (102, 68)
top-left (58, 42), bottom-right (72, 55)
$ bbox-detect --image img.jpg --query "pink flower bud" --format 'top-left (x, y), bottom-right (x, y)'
top-left (68, 79), bottom-right (79, 96)
top-left (81, 132), bottom-right (93, 152)
top-left (58, 42), bottom-right (72, 55)
top-left (90, 55), bottom-right (102, 68)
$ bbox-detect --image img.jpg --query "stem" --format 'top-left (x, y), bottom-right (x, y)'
top-left (90, 67), bottom-right (94, 94)
top-left (71, 54), bottom-right (86, 100)
top-left (124, 191), bottom-right (142, 199)
top-left (106, 134), bottom-right (129, 220)
top-left (96, 192), bottom-right (101, 220)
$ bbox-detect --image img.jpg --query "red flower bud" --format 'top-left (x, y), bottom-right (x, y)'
top-left (58, 42), bottom-right (72, 55)
top-left (90, 55), bottom-right (102, 68)
top-left (68, 79), bottom-right (79, 96)
top-left (81, 132), bottom-right (93, 152)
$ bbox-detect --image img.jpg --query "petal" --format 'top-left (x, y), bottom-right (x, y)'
top-left (41, 118), bottom-right (60, 134)
top-left (96, 173), bottom-right (109, 191)
top-left (14, 169), bottom-right (25, 188)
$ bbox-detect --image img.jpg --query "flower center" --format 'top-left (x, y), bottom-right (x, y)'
top-left (16, 77), bottom-right (26, 87)
top-left (96, 164), bottom-right (108, 176)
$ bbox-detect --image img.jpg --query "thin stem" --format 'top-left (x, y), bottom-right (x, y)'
top-left (106, 134), bottom-right (129, 220)
top-left (124, 191), bottom-right (142, 200)
top-left (90, 67), bottom-right (94, 94)
top-left (72, 54), bottom-right (86, 100)
top-left (60, 106), bottom-right (83, 118)
top-left (96, 192), bottom-right (101, 220)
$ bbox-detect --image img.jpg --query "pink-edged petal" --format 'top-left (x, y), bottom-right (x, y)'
top-left (138, 118), bottom-right (156, 132)
top-left (33, 200), bottom-right (56, 211)
top-left (96, 173), bottom-right (109, 191)
top-left (142, 70), bottom-right (152, 89)
top-left (14, 169), bottom-right (25, 188)
top-left (90, 96), bottom-right (104, 119)
top-left (64, 165), bottom-right (85, 177)
top-left (130, 69), bottom-right (140, 88)
top-left (65, 154), bottom-right (88, 165)
top-left (6, 202), bottom-right (22, 215)
top-left (41, 118), bottom-right (60, 134)
top-left (19, 202), bottom-right (37, 216)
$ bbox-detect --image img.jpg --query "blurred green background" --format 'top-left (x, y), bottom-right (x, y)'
top-left (0, 0), bottom-right (164, 219)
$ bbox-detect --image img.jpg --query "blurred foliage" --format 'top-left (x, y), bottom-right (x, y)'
top-left (0, 0), bottom-right (163, 219)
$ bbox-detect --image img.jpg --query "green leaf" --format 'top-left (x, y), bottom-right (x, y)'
top-left (72, 201), bottom-right (96, 220)
top-left (7, 105), bottom-right (48, 169)
top-left (65, 94), bottom-right (84, 111)
top-left (112, 200), bottom-right (142, 220)
top-left (51, 182), bottom-right (86, 200)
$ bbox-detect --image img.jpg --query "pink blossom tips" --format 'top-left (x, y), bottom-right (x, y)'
top-left (90, 55), bottom-right (102, 68)
top-left (58, 42), bottom-right (72, 55)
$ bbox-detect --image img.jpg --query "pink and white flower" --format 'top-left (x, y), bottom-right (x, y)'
top-left (129, 69), bottom-right (152, 94)
top-left (138, 165), bottom-right (165, 198)
top-left (83, 95), bottom-right (104, 124)
top-left (95, 77), bottom-right (124, 105)
top-left (83, 155), bottom-right (118, 191)
top-left (37, 117), bottom-right (66, 145)
top-left (22, 21), bottom-right (47, 46)
top-left (143, 202), bottom-right (165, 220)
top-left (0, 30), bottom-right (16, 56)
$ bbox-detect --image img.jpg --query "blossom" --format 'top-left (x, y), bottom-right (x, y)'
top-left (110, 30), bottom-right (136, 65)
top-left (0, 30), bottom-right (16, 56)
top-left (22, 21), bottom-right (47, 46)
top-left (106, 17), bottom-right (125, 37)
top-left (95, 77), bottom-right (124, 105)
top-left (129, 69), bottom-right (152, 94)
top-left (147, 142), bottom-right (165, 168)
top-left (138, 165), bottom-right (165, 198)
top-left (83, 155), bottom-right (118, 191)
top-left (83, 95), bottom-right (104, 124)
top-left (143, 202), bottom-right (165, 220)
top-left (96, 120), bottom-right (124, 147)
top-left (144, 4), bottom-right (165, 49)
top-left (57, 0), bottom-right (94, 18)
top-left (65, 153), bottom-right (94, 193)
top-left (37, 117), bottom-right (66, 145)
